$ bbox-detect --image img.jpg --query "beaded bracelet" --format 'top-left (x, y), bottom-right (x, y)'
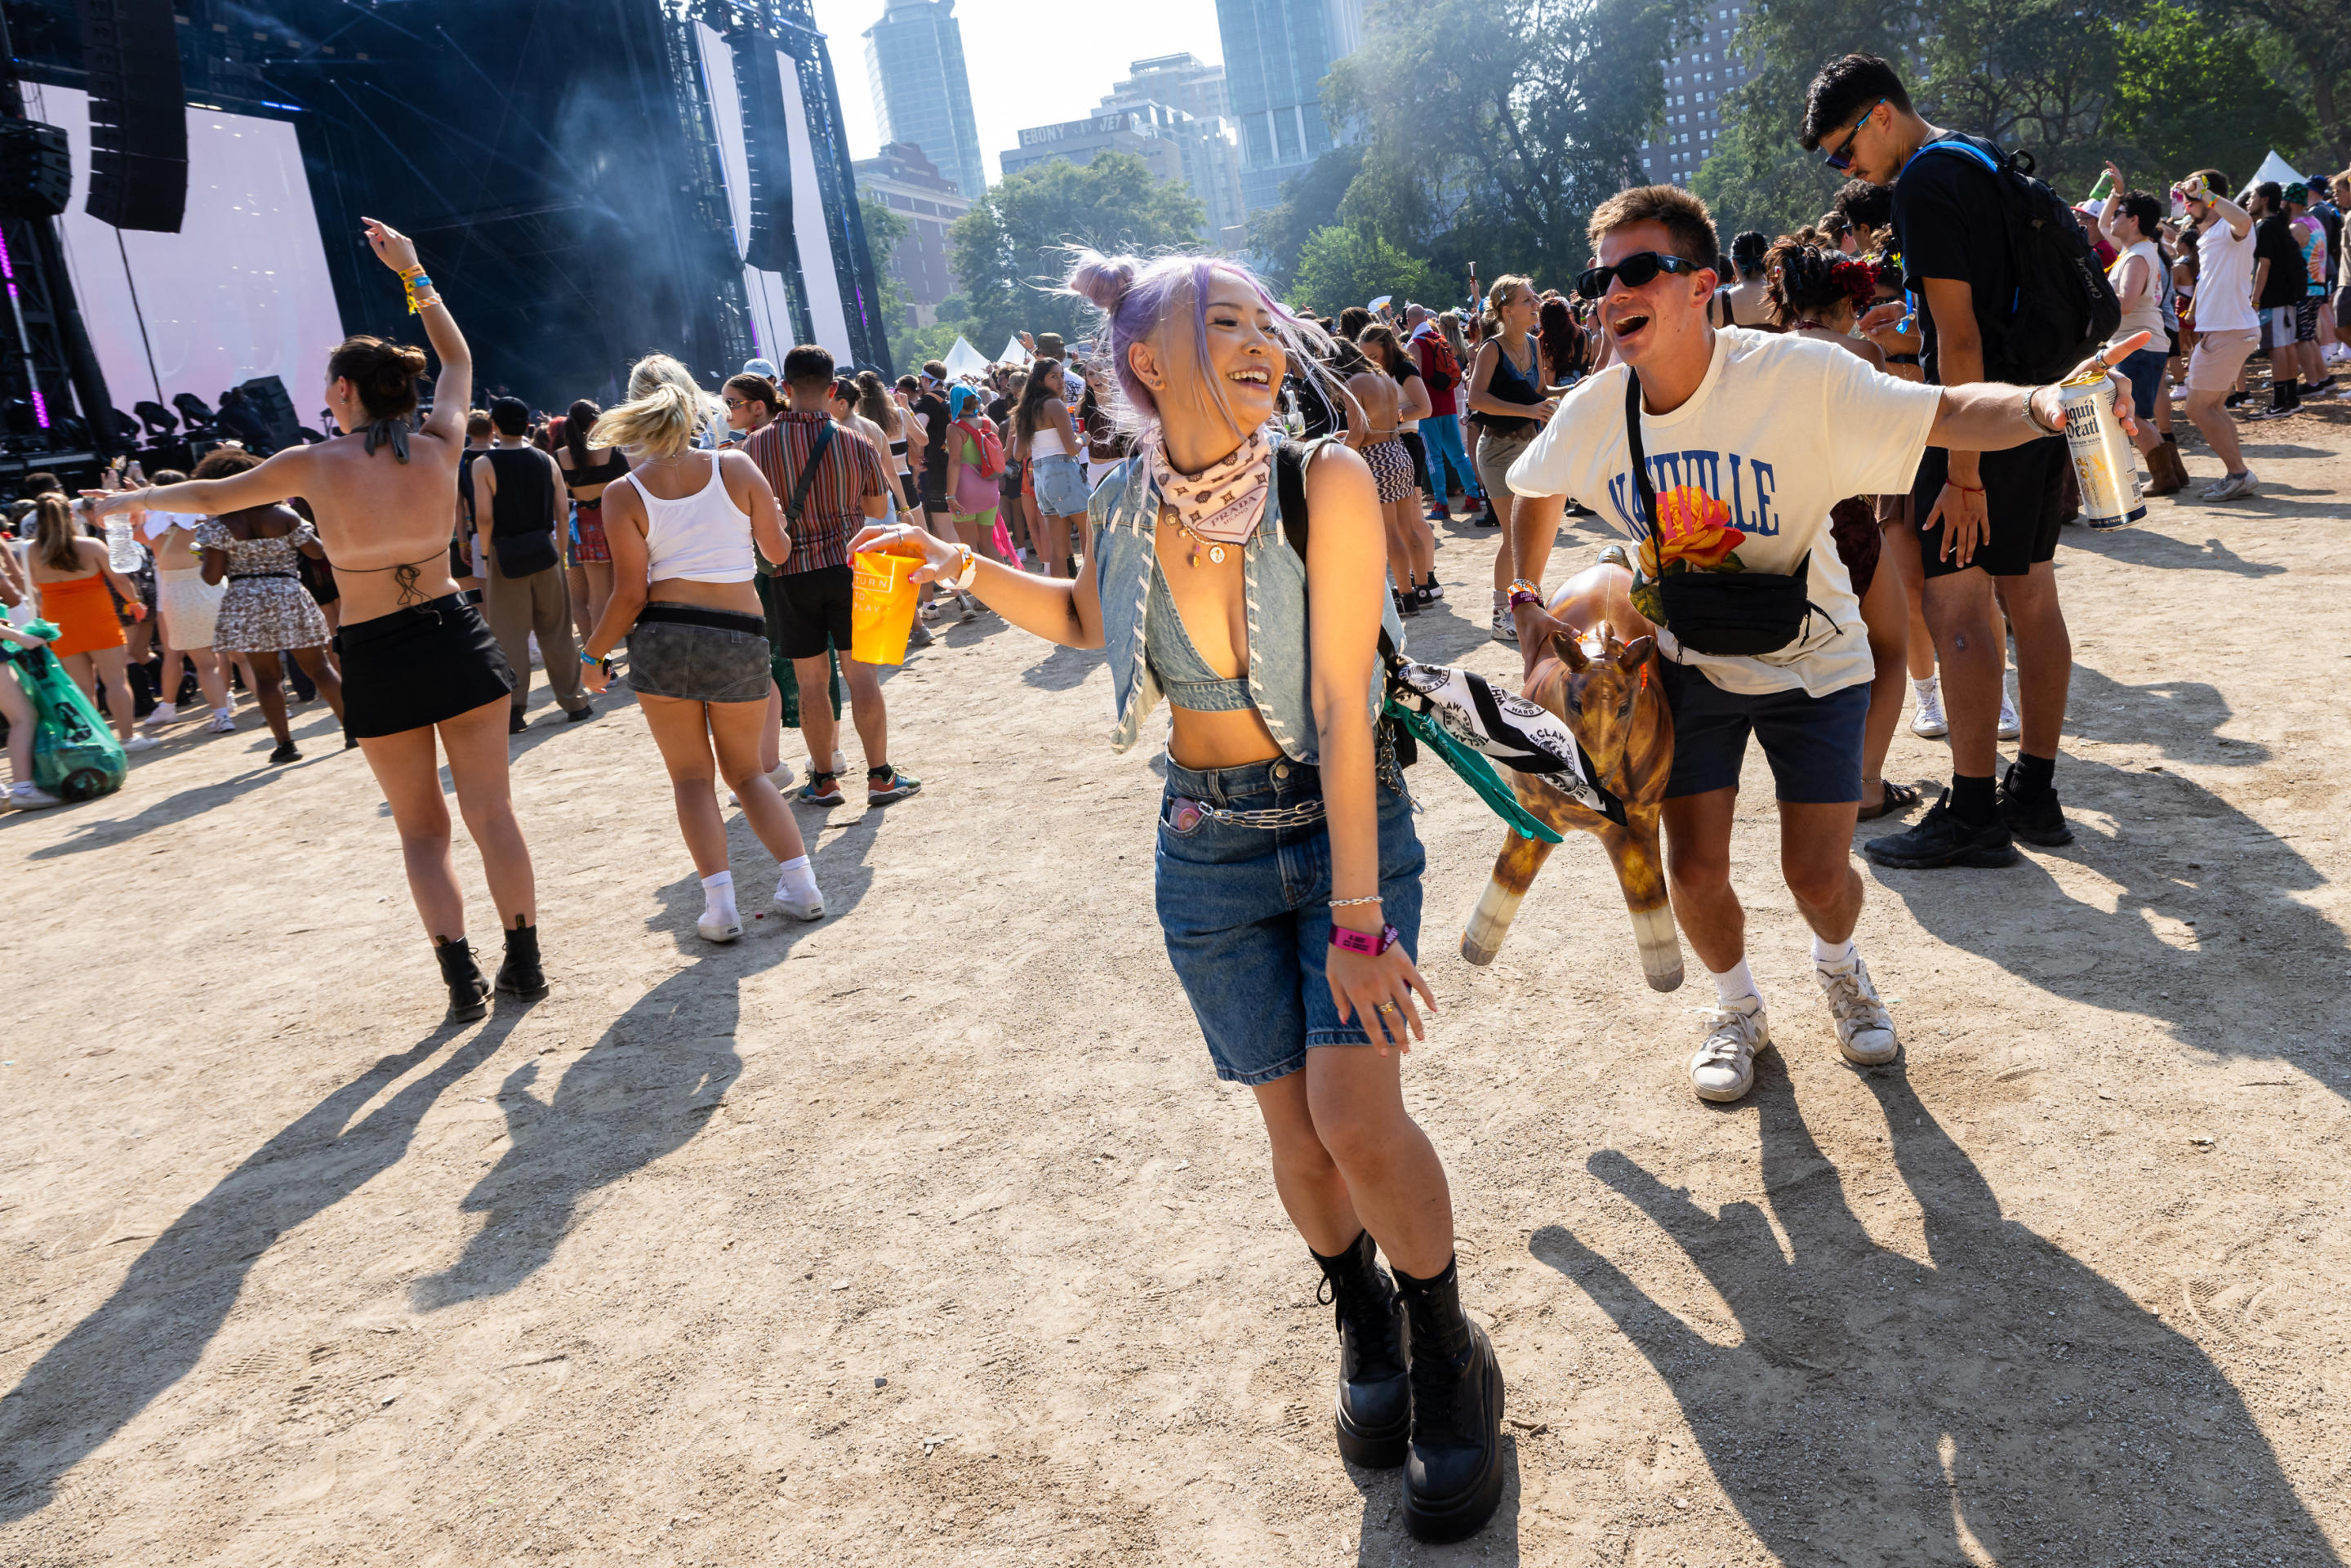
top-left (1329, 893), bottom-right (1383, 907)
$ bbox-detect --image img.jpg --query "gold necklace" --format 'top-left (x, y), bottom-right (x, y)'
top-left (1163, 506), bottom-right (1229, 568)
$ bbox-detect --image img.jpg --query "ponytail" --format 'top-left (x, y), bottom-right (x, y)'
top-left (588, 354), bottom-right (711, 457)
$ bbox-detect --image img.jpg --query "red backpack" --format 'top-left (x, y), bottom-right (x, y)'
top-left (1417, 331), bottom-right (1461, 394)
top-left (955, 417), bottom-right (1005, 479)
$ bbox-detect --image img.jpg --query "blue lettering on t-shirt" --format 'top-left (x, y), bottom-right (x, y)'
top-left (1748, 460), bottom-right (1777, 536)
top-left (1600, 448), bottom-right (1791, 544)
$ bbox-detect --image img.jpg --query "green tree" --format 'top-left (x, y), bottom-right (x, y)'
top-left (1290, 225), bottom-right (1437, 317)
top-left (2108, 2), bottom-right (2309, 189)
top-left (859, 195), bottom-right (924, 372)
top-left (2201, 0), bottom-right (2347, 169)
top-left (1246, 146), bottom-right (1365, 287)
top-left (1326, 0), bottom-right (1700, 289)
top-left (948, 152), bottom-right (1206, 351)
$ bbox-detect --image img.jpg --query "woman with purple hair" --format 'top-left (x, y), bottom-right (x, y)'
top-left (848, 249), bottom-right (1504, 1544)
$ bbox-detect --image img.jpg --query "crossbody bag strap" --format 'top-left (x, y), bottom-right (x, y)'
top-left (785, 421), bottom-right (835, 525)
top-left (1623, 369), bottom-right (1658, 532)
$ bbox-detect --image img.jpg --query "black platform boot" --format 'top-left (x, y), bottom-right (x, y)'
top-left (1393, 1254), bottom-right (1505, 1544)
top-left (434, 937), bottom-right (490, 1025)
top-left (495, 917), bottom-right (549, 1001)
top-left (1311, 1231), bottom-right (1411, 1468)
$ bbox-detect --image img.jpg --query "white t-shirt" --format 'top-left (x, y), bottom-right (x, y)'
top-left (1507, 327), bottom-right (1942, 698)
top-left (2193, 216), bottom-right (2258, 334)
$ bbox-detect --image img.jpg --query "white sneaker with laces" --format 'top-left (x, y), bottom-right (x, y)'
top-left (1997, 675), bottom-right (2020, 741)
top-left (123, 732), bottom-right (161, 752)
top-left (207, 710), bottom-right (237, 733)
top-left (2199, 470), bottom-right (2258, 501)
top-left (1490, 608), bottom-right (1519, 644)
top-left (8, 782), bottom-right (63, 809)
top-left (1814, 953), bottom-right (1899, 1066)
top-left (1909, 678), bottom-right (1948, 739)
top-left (1689, 995), bottom-right (1770, 1102)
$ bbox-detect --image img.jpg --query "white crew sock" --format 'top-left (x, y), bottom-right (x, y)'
top-left (1913, 675), bottom-right (1939, 698)
top-left (700, 870), bottom-right (737, 926)
top-left (775, 855), bottom-right (820, 907)
top-left (1707, 957), bottom-right (1760, 1007)
top-left (1812, 933), bottom-right (1857, 969)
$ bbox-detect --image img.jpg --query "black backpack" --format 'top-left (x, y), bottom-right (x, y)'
top-left (1915, 136), bottom-right (2120, 384)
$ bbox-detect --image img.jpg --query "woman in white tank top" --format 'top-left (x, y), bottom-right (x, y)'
top-left (1013, 358), bottom-right (1090, 577)
top-left (577, 353), bottom-right (825, 938)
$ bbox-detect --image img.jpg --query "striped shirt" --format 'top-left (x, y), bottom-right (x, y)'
top-left (743, 412), bottom-right (885, 574)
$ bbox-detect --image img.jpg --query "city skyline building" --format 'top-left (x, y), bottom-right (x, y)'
top-left (1639, 3), bottom-right (1753, 187)
top-left (862, 0), bottom-right (986, 200)
top-left (852, 140), bottom-right (971, 328)
top-left (1214, 0), bottom-right (1363, 215)
top-left (1095, 54), bottom-right (1248, 247)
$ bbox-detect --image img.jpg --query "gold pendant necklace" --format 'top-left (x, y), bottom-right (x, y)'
top-left (1167, 510), bottom-right (1227, 567)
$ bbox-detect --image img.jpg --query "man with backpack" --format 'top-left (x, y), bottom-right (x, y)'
top-left (1801, 54), bottom-right (2097, 869)
top-left (743, 344), bottom-right (919, 809)
top-left (1405, 304), bottom-right (1481, 520)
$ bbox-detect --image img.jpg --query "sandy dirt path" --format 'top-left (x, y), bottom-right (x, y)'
top-left (3, 407), bottom-right (2349, 1566)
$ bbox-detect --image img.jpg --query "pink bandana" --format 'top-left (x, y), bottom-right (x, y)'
top-left (1150, 425), bottom-right (1271, 547)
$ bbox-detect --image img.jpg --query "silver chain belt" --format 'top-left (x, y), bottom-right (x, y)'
top-left (1169, 795), bottom-right (1328, 831)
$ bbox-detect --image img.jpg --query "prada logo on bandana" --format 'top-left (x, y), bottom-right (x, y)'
top-left (1151, 425), bottom-right (1272, 547)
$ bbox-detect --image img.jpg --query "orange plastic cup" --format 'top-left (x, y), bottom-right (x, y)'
top-left (848, 549), bottom-right (921, 665)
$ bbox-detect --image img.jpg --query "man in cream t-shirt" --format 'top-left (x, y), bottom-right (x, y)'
top-left (1505, 183), bottom-right (2142, 1103)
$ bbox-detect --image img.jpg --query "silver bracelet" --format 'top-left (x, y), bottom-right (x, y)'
top-left (1329, 893), bottom-right (1384, 908)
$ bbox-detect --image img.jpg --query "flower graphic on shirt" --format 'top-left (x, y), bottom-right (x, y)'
top-left (1632, 485), bottom-right (1745, 624)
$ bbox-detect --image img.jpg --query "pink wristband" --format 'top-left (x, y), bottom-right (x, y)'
top-left (1329, 923), bottom-right (1400, 957)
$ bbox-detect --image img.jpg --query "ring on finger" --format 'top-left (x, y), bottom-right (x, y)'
top-left (1374, 1000), bottom-right (1398, 1014)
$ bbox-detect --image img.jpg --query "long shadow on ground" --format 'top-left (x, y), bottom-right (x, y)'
top-left (1534, 1071), bottom-right (2339, 1566)
top-left (407, 807), bottom-right (880, 1308)
top-left (0, 1010), bottom-right (523, 1524)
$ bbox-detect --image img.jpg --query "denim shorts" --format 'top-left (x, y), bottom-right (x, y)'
top-left (1155, 755), bottom-right (1423, 1086)
top-left (2115, 345), bottom-right (2168, 423)
top-left (1032, 452), bottom-right (1089, 516)
top-left (627, 604), bottom-right (772, 703)
top-left (1659, 660), bottom-right (1868, 804)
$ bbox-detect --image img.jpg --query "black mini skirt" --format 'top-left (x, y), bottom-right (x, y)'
top-left (333, 592), bottom-right (518, 738)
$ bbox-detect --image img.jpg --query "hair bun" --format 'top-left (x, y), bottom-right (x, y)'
top-left (1783, 246), bottom-right (1832, 296)
top-left (1065, 250), bottom-right (1138, 314)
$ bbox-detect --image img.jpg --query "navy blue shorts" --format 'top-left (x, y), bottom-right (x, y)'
top-left (1659, 660), bottom-right (1868, 804)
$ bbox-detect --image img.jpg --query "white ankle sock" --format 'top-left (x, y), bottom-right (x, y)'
top-left (1812, 933), bottom-right (1857, 968)
top-left (775, 855), bottom-right (820, 906)
top-left (701, 870), bottom-right (737, 924)
top-left (1913, 676), bottom-right (1939, 697)
top-left (1708, 957), bottom-right (1760, 1007)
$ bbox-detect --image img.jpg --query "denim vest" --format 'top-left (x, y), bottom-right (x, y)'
top-left (1091, 432), bottom-right (1401, 763)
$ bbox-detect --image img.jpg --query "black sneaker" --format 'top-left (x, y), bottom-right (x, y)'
top-left (1997, 764), bottom-right (2074, 847)
top-left (1395, 589), bottom-right (1421, 617)
top-left (1423, 573), bottom-right (1444, 600)
top-left (1414, 578), bottom-right (1436, 608)
top-left (2224, 390), bottom-right (2248, 410)
top-left (267, 741), bottom-right (301, 766)
top-left (1473, 506), bottom-right (1500, 528)
top-left (1862, 789), bottom-right (2019, 869)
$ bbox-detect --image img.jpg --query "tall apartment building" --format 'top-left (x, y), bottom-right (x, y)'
top-left (1214, 0), bottom-right (1365, 215)
top-left (1097, 54), bottom-right (1249, 247)
top-left (862, 0), bottom-right (986, 200)
top-left (853, 141), bottom-right (973, 328)
top-left (1639, 2), bottom-right (1754, 185)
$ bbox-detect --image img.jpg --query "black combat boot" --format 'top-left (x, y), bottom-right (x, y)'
top-left (1310, 1231), bottom-right (1410, 1468)
top-left (434, 936), bottom-right (489, 1025)
top-left (1393, 1255), bottom-right (1505, 1543)
top-left (495, 917), bottom-right (549, 1001)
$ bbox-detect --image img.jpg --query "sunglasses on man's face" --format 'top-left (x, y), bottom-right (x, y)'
top-left (1823, 96), bottom-right (1887, 172)
top-left (1575, 252), bottom-right (1705, 301)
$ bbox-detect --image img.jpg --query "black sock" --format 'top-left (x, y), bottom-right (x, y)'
top-left (2012, 751), bottom-right (2055, 798)
top-left (2274, 377), bottom-right (2300, 405)
top-left (2161, 432), bottom-right (2177, 445)
top-left (1950, 773), bottom-right (1997, 826)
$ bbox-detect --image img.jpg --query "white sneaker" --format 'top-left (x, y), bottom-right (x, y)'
top-left (207, 710), bottom-right (237, 733)
top-left (123, 733), bottom-right (161, 752)
top-left (1908, 678), bottom-right (1948, 739)
top-left (1689, 995), bottom-right (1770, 1102)
top-left (142, 702), bottom-right (177, 731)
top-left (1490, 608), bottom-right (1519, 644)
top-left (7, 782), bottom-right (63, 809)
top-left (768, 759), bottom-right (795, 791)
top-left (1814, 953), bottom-right (1899, 1066)
top-left (773, 878), bottom-right (825, 923)
top-left (697, 911), bottom-right (743, 942)
top-left (1997, 675), bottom-right (2020, 741)
top-left (2198, 470), bottom-right (2258, 501)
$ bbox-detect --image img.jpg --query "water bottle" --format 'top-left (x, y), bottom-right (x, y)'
top-left (105, 511), bottom-right (143, 572)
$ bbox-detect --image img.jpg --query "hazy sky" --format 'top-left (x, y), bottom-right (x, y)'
top-left (808, 0), bottom-right (1228, 183)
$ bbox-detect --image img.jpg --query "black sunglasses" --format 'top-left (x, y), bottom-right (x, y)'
top-left (1823, 96), bottom-right (1886, 172)
top-left (1575, 252), bottom-right (1706, 300)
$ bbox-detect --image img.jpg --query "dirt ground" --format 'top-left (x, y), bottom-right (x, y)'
top-left (3, 397), bottom-right (2349, 1567)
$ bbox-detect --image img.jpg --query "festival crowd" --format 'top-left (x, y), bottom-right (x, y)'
top-left (4, 51), bottom-right (2340, 1546)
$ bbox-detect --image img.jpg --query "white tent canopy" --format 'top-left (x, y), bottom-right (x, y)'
top-left (2251, 149), bottom-right (2305, 193)
top-left (942, 336), bottom-right (991, 381)
top-left (995, 336), bottom-right (1033, 368)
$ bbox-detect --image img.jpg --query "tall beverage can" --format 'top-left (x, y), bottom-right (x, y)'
top-left (2057, 371), bottom-right (2144, 530)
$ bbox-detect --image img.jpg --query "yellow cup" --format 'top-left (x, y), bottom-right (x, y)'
top-left (848, 549), bottom-right (921, 665)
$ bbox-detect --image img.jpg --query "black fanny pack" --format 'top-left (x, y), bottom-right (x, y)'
top-left (1627, 371), bottom-right (1819, 658)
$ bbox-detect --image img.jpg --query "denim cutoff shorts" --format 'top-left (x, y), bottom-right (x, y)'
top-left (1155, 754), bottom-right (1423, 1086)
top-left (1032, 452), bottom-right (1090, 516)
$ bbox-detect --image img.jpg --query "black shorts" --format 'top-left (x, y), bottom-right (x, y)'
top-left (628, 604), bottom-right (770, 704)
top-left (1398, 430), bottom-right (1427, 488)
top-left (333, 592), bottom-right (515, 739)
top-left (1912, 436), bottom-right (2066, 580)
top-left (920, 467), bottom-right (950, 514)
top-left (1658, 660), bottom-right (1869, 804)
top-left (764, 564), bottom-right (853, 662)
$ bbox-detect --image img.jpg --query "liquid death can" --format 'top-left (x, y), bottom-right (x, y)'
top-left (2057, 370), bottom-right (2145, 530)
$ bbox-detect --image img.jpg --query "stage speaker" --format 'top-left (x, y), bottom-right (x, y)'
top-left (732, 37), bottom-right (796, 274)
top-left (78, 0), bottom-right (188, 232)
top-left (0, 119), bottom-right (72, 219)
top-left (238, 376), bottom-right (300, 452)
